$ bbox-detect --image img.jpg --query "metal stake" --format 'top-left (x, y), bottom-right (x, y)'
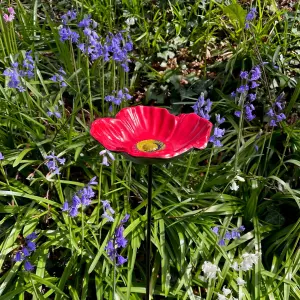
top-left (146, 164), bottom-right (152, 300)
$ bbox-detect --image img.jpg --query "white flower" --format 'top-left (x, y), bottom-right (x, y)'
top-left (240, 253), bottom-right (259, 271)
top-left (217, 293), bottom-right (227, 300)
top-left (230, 181), bottom-right (239, 191)
top-left (222, 286), bottom-right (231, 296)
top-left (231, 261), bottom-right (239, 271)
top-left (236, 175), bottom-right (245, 182)
top-left (237, 277), bottom-right (246, 286)
top-left (202, 261), bottom-right (220, 279)
top-left (125, 17), bottom-right (136, 26)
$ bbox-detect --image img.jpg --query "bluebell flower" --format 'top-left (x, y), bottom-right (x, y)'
top-left (248, 93), bottom-right (256, 102)
top-left (250, 66), bottom-right (261, 81)
top-left (266, 94), bottom-right (286, 127)
top-left (236, 85), bottom-right (249, 93)
top-left (47, 105), bottom-right (62, 118)
top-left (0, 152), bottom-right (4, 160)
top-left (250, 81), bottom-right (259, 89)
top-left (45, 152), bottom-right (66, 175)
top-left (61, 10), bottom-right (77, 25)
top-left (78, 15), bottom-right (91, 28)
top-left (24, 260), bottom-right (34, 271)
top-left (62, 178), bottom-right (97, 217)
top-left (22, 247), bottom-right (30, 257)
top-left (99, 149), bottom-right (115, 166)
top-left (209, 121), bottom-right (226, 147)
top-left (240, 71), bottom-right (249, 79)
top-left (238, 225), bottom-right (245, 231)
top-left (104, 88), bottom-right (132, 111)
top-left (234, 111), bottom-right (241, 117)
top-left (192, 94), bottom-right (212, 120)
top-left (211, 226), bottom-right (219, 235)
top-left (3, 51), bottom-right (35, 92)
top-left (116, 254), bottom-right (127, 266)
top-left (105, 213), bottom-right (130, 265)
top-left (50, 67), bottom-right (67, 87)
top-left (231, 91), bottom-right (236, 98)
top-left (245, 8), bottom-right (257, 29)
top-left (26, 241), bottom-right (36, 252)
top-left (231, 230), bottom-right (241, 239)
top-left (218, 239), bottom-right (225, 246)
top-left (15, 251), bottom-right (23, 262)
top-left (101, 200), bottom-right (115, 222)
top-left (224, 231), bottom-right (232, 240)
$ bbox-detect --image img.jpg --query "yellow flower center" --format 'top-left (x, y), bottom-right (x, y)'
top-left (136, 139), bottom-right (165, 152)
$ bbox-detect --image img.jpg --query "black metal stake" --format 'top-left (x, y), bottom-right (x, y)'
top-left (146, 164), bottom-right (153, 300)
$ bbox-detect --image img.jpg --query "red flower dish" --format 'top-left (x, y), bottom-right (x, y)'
top-left (90, 106), bottom-right (212, 163)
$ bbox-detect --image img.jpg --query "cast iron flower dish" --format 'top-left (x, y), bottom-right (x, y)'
top-left (90, 105), bottom-right (212, 300)
top-left (90, 105), bottom-right (212, 164)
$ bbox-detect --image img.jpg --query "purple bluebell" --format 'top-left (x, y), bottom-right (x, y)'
top-left (209, 124), bottom-right (225, 147)
top-left (3, 52), bottom-right (35, 92)
top-left (192, 94), bottom-right (212, 120)
top-left (240, 71), bottom-right (249, 79)
top-left (105, 214), bottom-right (130, 265)
top-left (245, 104), bottom-right (256, 121)
top-left (24, 260), bottom-right (34, 271)
top-left (26, 241), bottom-right (36, 252)
top-left (116, 254), bottom-right (127, 266)
top-left (15, 251), bottom-right (23, 262)
top-left (267, 94), bottom-right (286, 126)
top-left (62, 201), bottom-right (69, 211)
top-left (45, 152), bottom-right (66, 175)
top-left (105, 88), bottom-right (132, 111)
top-left (62, 178), bottom-right (97, 217)
top-left (0, 152), bottom-right (4, 160)
top-left (47, 105), bottom-right (62, 118)
top-left (250, 81), bottom-right (259, 89)
top-left (102, 212), bottom-right (115, 222)
top-left (50, 67), bottom-right (67, 88)
top-left (121, 214), bottom-right (130, 223)
top-left (22, 247), bottom-right (30, 257)
top-left (26, 233), bottom-right (37, 241)
top-left (248, 93), bottom-right (256, 102)
top-left (231, 230), bottom-right (241, 239)
top-left (231, 91), bottom-right (236, 98)
top-left (236, 85), bottom-right (249, 93)
top-left (78, 15), bottom-right (91, 28)
top-left (246, 8), bottom-right (257, 22)
top-left (224, 231), bottom-right (232, 240)
top-left (250, 66), bottom-right (261, 81)
top-left (234, 111), bottom-right (241, 117)
top-left (238, 225), bottom-right (245, 231)
top-left (218, 239), bottom-right (225, 246)
top-left (61, 10), bottom-right (77, 25)
top-left (212, 226), bottom-right (219, 235)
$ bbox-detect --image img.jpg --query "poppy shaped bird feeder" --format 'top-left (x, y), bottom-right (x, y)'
top-left (90, 105), bottom-right (212, 299)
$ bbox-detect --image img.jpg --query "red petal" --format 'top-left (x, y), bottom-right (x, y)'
top-left (90, 118), bottom-right (133, 152)
top-left (168, 113), bottom-right (212, 153)
top-left (116, 106), bottom-right (177, 141)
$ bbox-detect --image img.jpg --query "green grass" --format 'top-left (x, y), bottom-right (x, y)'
top-left (0, 0), bottom-right (299, 299)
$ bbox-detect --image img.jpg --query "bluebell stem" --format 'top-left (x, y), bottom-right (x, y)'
top-left (192, 93), bottom-right (212, 120)
top-left (105, 214), bottom-right (130, 266)
top-left (62, 177), bottom-right (98, 217)
top-left (45, 152), bottom-right (66, 175)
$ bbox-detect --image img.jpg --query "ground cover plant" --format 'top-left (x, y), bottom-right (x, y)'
top-left (0, 0), bottom-right (299, 299)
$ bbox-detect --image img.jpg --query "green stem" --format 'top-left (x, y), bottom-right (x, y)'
top-left (199, 147), bottom-right (214, 193)
top-left (86, 56), bottom-right (94, 122)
